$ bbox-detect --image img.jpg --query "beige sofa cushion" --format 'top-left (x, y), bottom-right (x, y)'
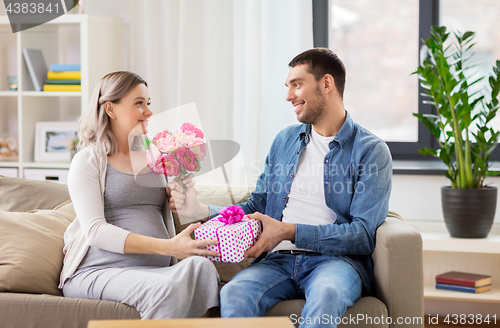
top-left (0, 293), bottom-right (140, 328)
top-left (0, 175), bottom-right (70, 212)
top-left (0, 201), bottom-right (76, 296)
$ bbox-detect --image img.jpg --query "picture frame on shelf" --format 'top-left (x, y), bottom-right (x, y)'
top-left (35, 122), bottom-right (78, 163)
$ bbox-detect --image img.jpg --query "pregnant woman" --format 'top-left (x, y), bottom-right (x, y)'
top-left (60, 71), bottom-right (220, 318)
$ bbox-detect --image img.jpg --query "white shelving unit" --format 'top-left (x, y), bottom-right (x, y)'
top-left (420, 231), bottom-right (500, 303)
top-left (0, 14), bottom-right (124, 182)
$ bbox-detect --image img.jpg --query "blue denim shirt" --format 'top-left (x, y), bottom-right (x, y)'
top-left (208, 111), bottom-right (392, 293)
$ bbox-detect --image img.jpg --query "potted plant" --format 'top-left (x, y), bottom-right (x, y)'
top-left (413, 26), bottom-right (500, 238)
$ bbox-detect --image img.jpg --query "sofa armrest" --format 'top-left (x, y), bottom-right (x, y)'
top-left (372, 217), bottom-right (424, 328)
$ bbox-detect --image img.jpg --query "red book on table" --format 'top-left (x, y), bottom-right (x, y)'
top-left (436, 271), bottom-right (492, 287)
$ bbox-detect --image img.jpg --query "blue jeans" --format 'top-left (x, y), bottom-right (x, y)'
top-left (220, 252), bottom-right (363, 328)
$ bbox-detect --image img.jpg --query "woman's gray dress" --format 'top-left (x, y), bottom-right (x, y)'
top-left (62, 164), bottom-right (219, 319)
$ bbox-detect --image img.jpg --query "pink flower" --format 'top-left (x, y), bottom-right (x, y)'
top-left (149, 153), bottom-right (166, 175)
top-left (156, 133), bottom-right (180, 152)
top-left (181, 122), bottom-right (204, 139)
top-left (161, 154), bottom-right (181, 177)
top-left (173, 129), bottom-right (196, 146)
top-left (146, 143), bottom-right (161, 164)
top-left (146, 145), bottom-right (163, 173)
top-left (188, 138), bottom-right (206, 161)
top-left (152, 130), bottom-right (171, 144)
top-left (176, 147), bottom-right (199, 172)
top-left (218, 206), bottom-right (245, 225)
top-left (147, 123), bottom-right (205, 177)
top-left (147, 152), bottom-right (181, 176)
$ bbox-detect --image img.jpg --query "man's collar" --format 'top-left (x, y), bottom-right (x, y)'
top-left (298, 110), bottom-right (354, 148)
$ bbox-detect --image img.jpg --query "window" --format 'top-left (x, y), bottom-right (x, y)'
top-left (441, 0), bottom-right (500, 136)
top-left (314, 0), bottom-right (500, 160)
top-left (329, 0), bottom-right (419, 143)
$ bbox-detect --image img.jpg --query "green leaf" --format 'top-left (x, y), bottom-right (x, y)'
top-left (438, 148), bottom-right (451, 164)
top-left (143, 138), bottom-right (151, 150)
top-left (450, 93), bottom-right (461, 108)
top-left (180, 166), bottom-right (188, 175)
top-left (468, 77), bottom-right (484, 88)
top-left (413, 113), bottom-right (440, 139)
top-left (462, 31), bottom-right (475, 41)
top-left (444, 170), bottom-right (454, 182)
top-left (418, 147), bottom-right (438, 156)
top-left (194, 159), bottom-right (201, 172)
top-left (475, 156), bottom-right (485, 171)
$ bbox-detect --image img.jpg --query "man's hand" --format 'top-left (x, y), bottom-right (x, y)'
top-left (244, 212), bottom-right (296, 259)
top-left (167, 174), bottom-right (209, 221)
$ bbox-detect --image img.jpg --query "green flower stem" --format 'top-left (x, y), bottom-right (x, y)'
top-left (174, 175), bottom-right (187, 194)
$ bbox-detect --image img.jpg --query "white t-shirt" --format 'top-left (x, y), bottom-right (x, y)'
top-left (273, 127), bottom-right (337, 252)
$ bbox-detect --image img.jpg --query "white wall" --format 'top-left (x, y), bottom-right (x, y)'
top-left (392, 174), bottom-right (500, 225)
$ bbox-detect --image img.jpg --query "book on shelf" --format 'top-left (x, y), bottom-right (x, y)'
top-left (43, 85), bottom-right (81, 92)
top-left (436, 271), bottom-right (492, 287)
top-left (22, 49), bottom-right (48, 91)
top-left (45, 79), bottom-right (81, 85)
top-left (435, 283), bottom-right (492, 294)
top-left (49, 64), bottom-right (81, 72)
top-left (47, 71), bottom-right (81, 80)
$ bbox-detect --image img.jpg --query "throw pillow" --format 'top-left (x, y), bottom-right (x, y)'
top-left (0, 201), bottom-right (76, 296)
top-left (0, 175), bottom-right (70, 212)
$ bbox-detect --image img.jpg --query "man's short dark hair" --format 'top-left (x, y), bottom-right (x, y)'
top-left (288, 48), bottom-right (346, 98)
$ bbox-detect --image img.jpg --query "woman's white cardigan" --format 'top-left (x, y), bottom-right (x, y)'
top-left (58, 143), bottom-right (176, 289)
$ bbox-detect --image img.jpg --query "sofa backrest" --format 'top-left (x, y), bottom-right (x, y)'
top-left (0, 175), bottom-right (70, 212)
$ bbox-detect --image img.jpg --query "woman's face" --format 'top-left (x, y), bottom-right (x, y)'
top-left (110, 83), bottom-right (152, 135)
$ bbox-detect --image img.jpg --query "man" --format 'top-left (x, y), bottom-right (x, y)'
top-left (170, 48), bottom-right (392, 327)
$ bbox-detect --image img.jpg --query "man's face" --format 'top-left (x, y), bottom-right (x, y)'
top-left (285, 64), bottom-right (326, 125)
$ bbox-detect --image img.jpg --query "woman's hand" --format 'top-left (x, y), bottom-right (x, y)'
top-left (167, 174), bottom-right (209, 220)
top-left (167, 222), bottom-right (220, 260)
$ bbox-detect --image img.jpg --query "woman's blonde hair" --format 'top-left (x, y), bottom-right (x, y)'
top-left (77, 71), bottom-right (147, 155)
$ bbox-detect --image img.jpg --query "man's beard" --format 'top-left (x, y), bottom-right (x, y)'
top-left (297, 87), bottom-right (326, 125)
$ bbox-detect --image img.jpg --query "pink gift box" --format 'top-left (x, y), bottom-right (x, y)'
top-left (194, 216), bottom-right (261, 263)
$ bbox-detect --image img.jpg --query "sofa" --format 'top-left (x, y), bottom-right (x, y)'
top-left (0, 175), bottom-right (424, 328)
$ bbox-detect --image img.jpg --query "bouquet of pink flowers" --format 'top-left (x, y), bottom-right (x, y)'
top-left (145, 123), bottom-right (206, 186)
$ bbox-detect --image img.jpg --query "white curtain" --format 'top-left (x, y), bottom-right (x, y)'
top-left (126, 0), bottom-right (313, 186)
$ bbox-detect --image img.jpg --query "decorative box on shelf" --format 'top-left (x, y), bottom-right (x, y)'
top-left (0, 167), bottom-right (18, 177)
top-left (23, 168), bottom-right (69, 184)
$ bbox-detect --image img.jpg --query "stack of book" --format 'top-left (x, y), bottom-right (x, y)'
top-left (44, 64), bottom-right (81, 91)
top-left (436, 271), bottom-right (492, 293)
